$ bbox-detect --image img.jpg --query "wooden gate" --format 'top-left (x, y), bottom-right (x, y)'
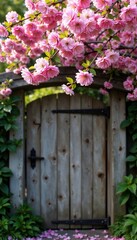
top-left (26, 93), bottom-right (108, 228)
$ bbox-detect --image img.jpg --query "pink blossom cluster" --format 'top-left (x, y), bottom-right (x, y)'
top-left (0, 0), bottom-right (137, 99)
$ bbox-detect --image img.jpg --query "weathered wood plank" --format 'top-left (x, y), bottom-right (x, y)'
top-left (26, 99), bottom-right (41, 215)
top-left (9, 90), bottom-right (25, 210)
top-left (109, 90), bottom-right (126, 223)
top-left (0, 68), bottom-right (126, 91)
top-left (81, 95), bottom-right (93, 226)
top-left (41, 95), bottom-right (58, 228)
top-left (70, 94), bottom-right (81, 228)
top-left (57, 94), bottom-right (70, 229)
top-left (92, 99), bottom-right (106, 218)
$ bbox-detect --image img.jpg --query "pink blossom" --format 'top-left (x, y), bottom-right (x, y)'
top-left (34, 58), bottom-right (49, 73)
top-left (62, 84), bottom-right (74, 95)
top-left (78, 0), bottom-right (91, 9)
top-left (127, 92), bottom-right (136, 101)
top-left (97, 17), bottom-right (113, 29)
top-left (24, 22), bottom-right (37, 34)
top-left (48, 32), bottom-right (60, 48)
top-left (0, 88), bottom-right (12, 97)
top-left (6, 11), bottom-right (18, 23)
top-left (133, 88), bottom-right (137, 99)
top-left (21, 68), bottom-right (38, 85)
top-left (120, 6), bottom-right (137, 21)
top-left (73, 42), bottom-right (85, 57)
top-left (99, 88), bottom-right (109, 95)
top-left (76, 70), bottom-right (94, 86)
top-left (69, 18), bottom-right (85, 35)
top-left (96, 57), bottom-right (111, 69)
top-left (41, 65), bottom-right (59, 79)
top-left (105, 50), bottom-right (119, 64)
top-left (93, 0), bottom-right (112, 10)
top-left (25, 0), bottom-right (35, 10)
top-left (62, 8), bottom-right (77, 27)
top-left (123, 77), bottom-right (134, 91)
top-left (104, 81), bottom-right (113, 89)
top-left (12, 26), bottom-right (25, 38)
top-left (0, 24), bottom-right (8, 37)
top-left (60, 37), bottom-right (75, 51)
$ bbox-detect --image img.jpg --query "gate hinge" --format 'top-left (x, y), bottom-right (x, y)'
top-left (52, 217), bottom-right (111, 228)
top-left (52, 107), bottom-right (110, 118)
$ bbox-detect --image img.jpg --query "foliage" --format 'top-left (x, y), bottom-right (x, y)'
top-left (25, 86), bottom-right (63, 105)
top-left (0, 0), bottom-right (137, 100)
top-left (111, 102), bottom-right (137, 239)
top-left (0, 205), bottom-right (43, 240)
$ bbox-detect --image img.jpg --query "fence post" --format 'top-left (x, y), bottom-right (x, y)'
top-left (9, 89), bottom-right (25, 211)
top-left (108, 90), bottom-right (126, 223)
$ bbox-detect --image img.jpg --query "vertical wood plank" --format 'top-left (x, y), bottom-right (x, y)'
top-left (9, 90), bottom-right (25, 210)
top-left (70, 94), bottom-right (81, 228)
top-left (41, 95), bottom-right (57, 228)
top-left (92, 99), bottom-right (106, 218)
top-left (81, 95), bottom-right (93, 226)
top-left (26, 99), bottom-right (41, 215)
top-left (57, 94), bottom-right (70, 229)
top-left (109, 90), bottom-right (126, 223)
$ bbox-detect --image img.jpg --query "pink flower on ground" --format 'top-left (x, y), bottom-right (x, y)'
top-left (104, 81), bottom-right (113, 89)
top-left (96, 57), bottom-right (111, 69)
top-left (0, 24), bottom-right (8, 37)
top-left (21, 68), bottom-right (38, 85)
top-left (0, 88), bottom-right (12, 97)
top-left (6, 11), bottom-right (18, 23)
top-left (76, 70), bottom-right (94, 86)
top-left (62, 84), bottom-right (74, 96)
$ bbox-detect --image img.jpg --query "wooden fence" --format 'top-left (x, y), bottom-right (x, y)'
top-left (0, 67), bottom-right (126, 226)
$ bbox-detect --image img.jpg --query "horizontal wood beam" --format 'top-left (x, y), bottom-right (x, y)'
top-left (0, 67), bottom-right (126, 91)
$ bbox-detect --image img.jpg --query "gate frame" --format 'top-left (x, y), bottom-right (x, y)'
top-left (0, 67), bottom-right (126, 223)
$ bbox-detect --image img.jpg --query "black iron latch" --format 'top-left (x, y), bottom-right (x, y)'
top-left (52, 107), bottom-right (110, 118)
top-left (28, 148), bottom-right (44, 169)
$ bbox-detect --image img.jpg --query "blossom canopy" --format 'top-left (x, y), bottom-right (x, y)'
top-left (0, 0), bottom-right (137, 99)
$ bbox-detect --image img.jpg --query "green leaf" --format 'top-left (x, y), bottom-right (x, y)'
top-left (119, 192), bottom-right (130, 205)
top-left (130, 144), bottom-right (137, 154)
top-left (116, 182), bottom-right (128, 194)
top-left (0, 183), bottom-right (9, 195)
top-left (120, 119), bottom-right (131, 128)
top-left (132, 133), bottom-right (137, 141)
top-left (3, 105), bottom-right (12, 113)
top-left (128, 183), bottom-right (136, 195)
top-left (89, 68), bottom-right (96, 76)
top-left (66, 77), bottom-right (74, 84)
top-left (126, 155), bottom-right (137, 162)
